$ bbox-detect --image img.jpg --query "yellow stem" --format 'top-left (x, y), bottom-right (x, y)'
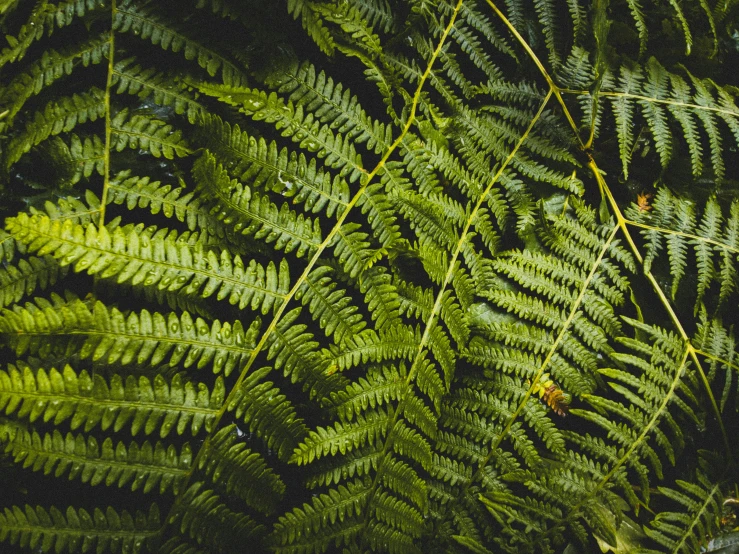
top-left (625, 219), bottom-right (739, 256)
top-left (98, 0), bottom-right (116, 231)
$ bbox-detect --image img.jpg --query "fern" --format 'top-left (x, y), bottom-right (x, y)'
top-left (639, 452), bottom-right (728, 554)
top-left (0, 423), bottom-right (192, 494)
top-left (2, 0), bottom-right (739, 552)
top-left (0, 504), bottom-right (160, 554)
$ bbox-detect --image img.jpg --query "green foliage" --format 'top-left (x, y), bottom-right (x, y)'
top-left (1, 0), bottom-right (739, 553)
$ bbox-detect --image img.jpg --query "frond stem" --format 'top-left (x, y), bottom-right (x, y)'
top-left (98, 0), bottom-right (116, 231)
top-left (559, 346), bottom-right (692, 527)
top-left (625, 219), bottom-right (739, 256)
top-left (560, 89), bottom-right (739, 120)
top-left (587, 160), bottom-right (729, 453)
top-left (484, 0), bottom-right (584, 150)
top-left (693, 348), bottom-right (739, 374)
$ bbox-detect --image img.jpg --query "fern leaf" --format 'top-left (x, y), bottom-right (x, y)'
top-left (1, 425), bottom-right (192, 494)
top-left (0, 292), bottom-right (261, 375)
top-left (610, 64), bottom-right (642, 179)
top-left (111, 109), bottom-right (192, 159)
top-left (107, 171), bottom-right (219, 234)
top-left (113, 57), bottom-right (204, 123)
top-left (0, 35), bottom-right (108, 128)
top-left (371, 490), bottom-right (424, 539)
top-left (267, 61), bottom-right (393, 155)
top-left (5, 213), bottom-right (291, 314)
top-left (193, 152), bottom-right (322, 256)
top-left (694, 310), bottom-right (738, 412)
top-left (305, 445), bottom-right (382, 489)
top-left (3, 89), bottom-right (105, 172)
top-left (270, 479), bottom-right (368, 554)
top-left (198, 115), bottom-right (351, 218)
top-left (0, 362), bottom-right (224, 437)
top-left (114, 0), bottom-right (247, 86)
top-left (0, 503), bottom-right (160, 554)
top-left (227, 366), bottom-right (310, 462)
top-left (171, 483), bottom-right (265, 552)
top-left (319, 325), bottom-right (417, 375)
top-left (291, 407), bottom-right (391, 465)
top-left (199, 425), bottom-right (286, 514)
top-left (43, 133), bottom-right (105, 186)
top-left (297, 266), bottom-right (366, 345)
top-left (326, 364), bottom-right (408, 421)
top-left (196, 83), bottom-right (366, 182)
top-left (641, 453), bottom-right (725, 553)
top-left (0, 255), bottom-right (67, 309)
top-left (0, 0), bottom-right (102, 68)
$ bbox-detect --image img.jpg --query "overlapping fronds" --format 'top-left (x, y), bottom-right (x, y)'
top-left (1, 0), bottom-right (738, 552)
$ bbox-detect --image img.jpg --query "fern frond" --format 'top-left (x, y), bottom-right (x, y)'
top-left (319, 325), bottom-right (417, 377)
top-left (193, 152), bottom-right (322, 257)
top-left (0, 293), bottom-right (261, 375)
top-left (693, 310), bottom-right (738, 412)
top-left (198, 424), bottom-right (286, 514)
top-left (42, 133), bottom-right (105, 186)
top-left (114, 0), bottom-right (247, 86)
top-left (357, 181), bottom-right (402, 248)
top-left (286, 0), bottom-right (336, 56)
top-left (3, 89), bottom-right (105, 172)
top-left (359, 265), bottom-right (403, 331)
top-left (197, 115), bottom-right (351, 218)
top-left (628, 189), bottom-right (739, 308)
top-left (0, 0), bottom-right (102, 68)
top-left (265, 306), bottom-right (321, 383)
top-left (305, 445), bottom-right (381, 489)
top-left (0, 35), bottom-right (108, 128)
top-left (640, 452), bottom-right (726, 553)
top-left (5, 213), bottom-right (291, 314)
top-left (171, 482), bottom-right (264, 552)
top-left (113, 57), bottom-right (204, 123)
top-left (196, 83), bottom-right (366, 182)
top-left (291, 407), bottom-right (391, 465)
top-left (603, 59), bottom-right (739, 179)
top-left (111, 109), bottom-right (191, 159)
top-left (267, 61), bottom-right (393, 155)
top-left (107, 171), bottom-right (215, 233)
top-left (1, 424), bottom-right (192, 494)
top-left (0, 503), bottom-right (160, 554)
top-left (0, 255), bottom-right (67, 309)
top-left (0, 362), bottom-right (224, 437)
top-left (573, 318), bottom-right (699, 497)
top-left (297, 265), bottom-right (366, 345)
top-left (227, 365), bottom-right (310, 462)
top-left (326, 364), bottom-right (407, 421)
top-left (270, 478), bottom-right (368, 554)
top-left (371, 489), bottom-right (425, 540)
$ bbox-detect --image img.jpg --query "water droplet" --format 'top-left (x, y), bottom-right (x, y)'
top-left (243, 98), bottom-right (265, 111)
